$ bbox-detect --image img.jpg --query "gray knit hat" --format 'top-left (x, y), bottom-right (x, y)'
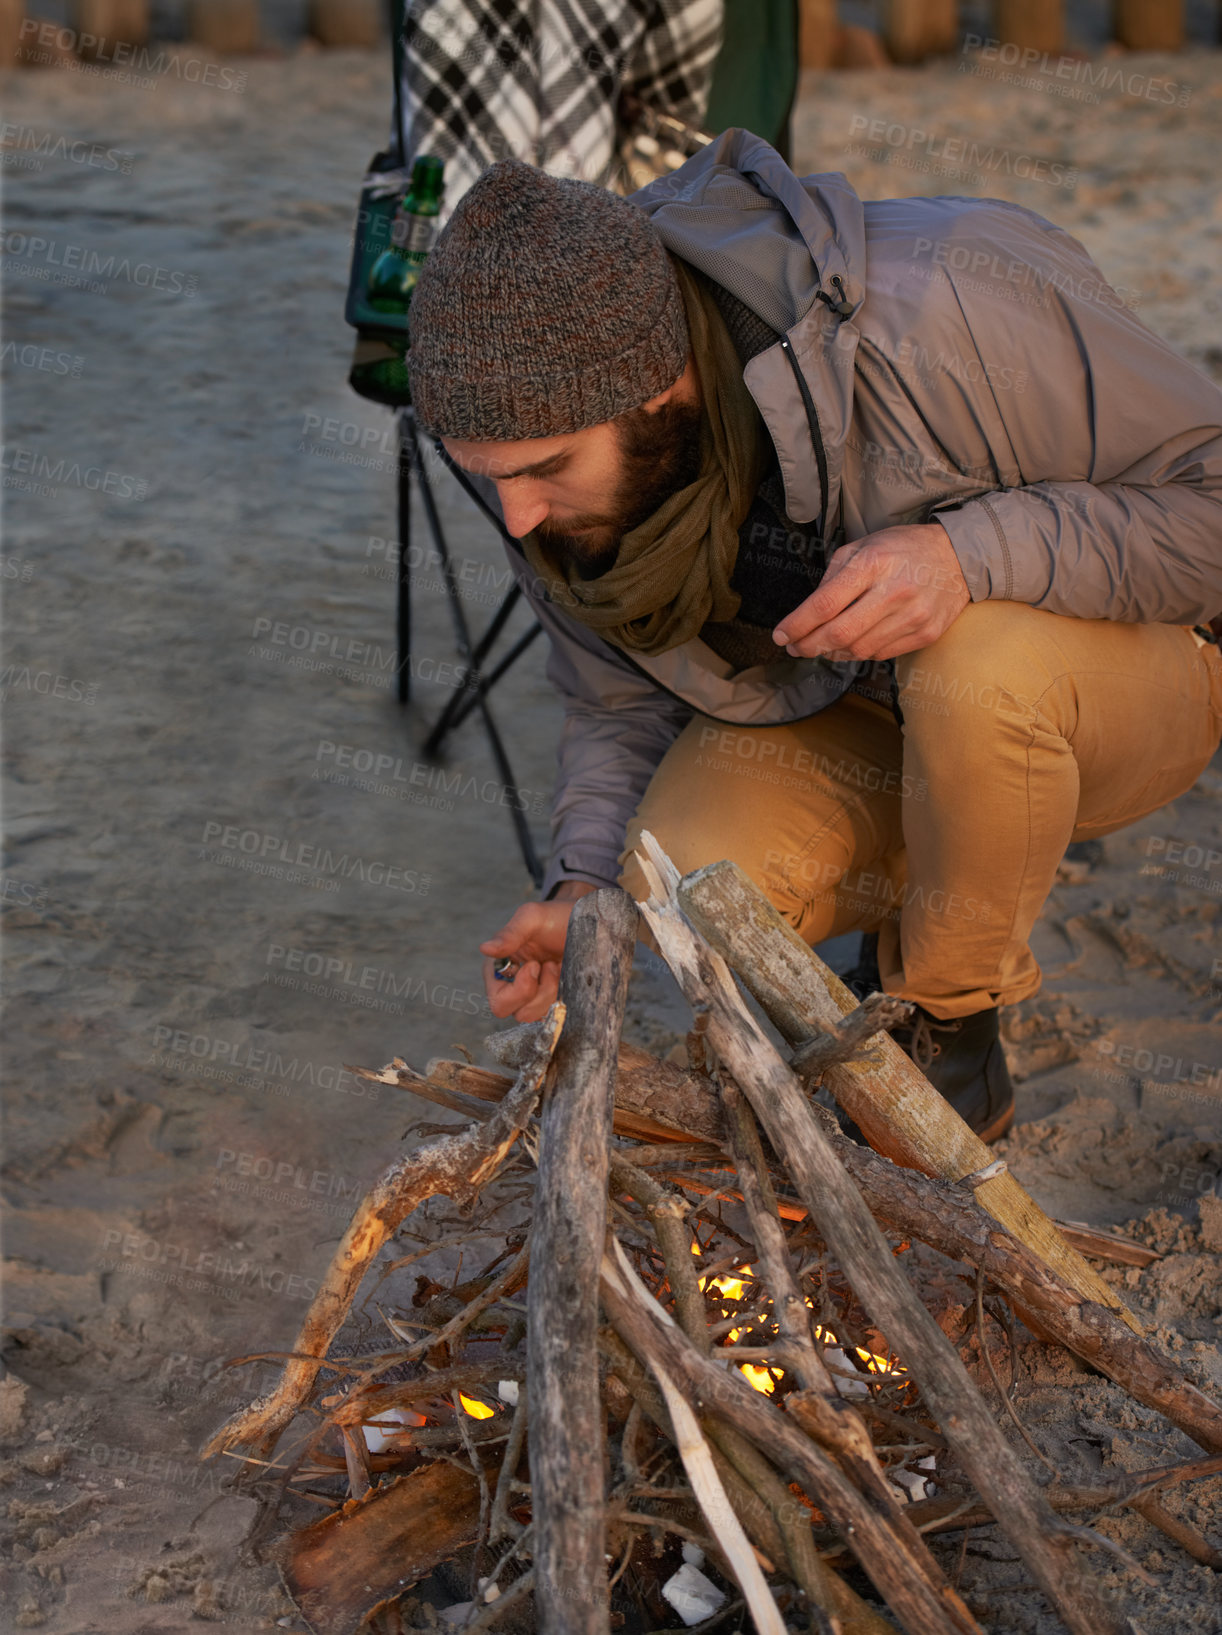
top-left (408, 160), bottom-right (689, 441)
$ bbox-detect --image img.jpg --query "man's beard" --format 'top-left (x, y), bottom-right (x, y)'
top-left (534, 396), bottom-right (705, 581)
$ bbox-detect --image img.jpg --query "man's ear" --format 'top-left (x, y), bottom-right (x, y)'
top-left (642, 352), bottom-right (700, 412)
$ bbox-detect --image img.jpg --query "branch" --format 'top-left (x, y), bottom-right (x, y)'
top-left (201, 1003), bottom-right (564, 1464)
top-left (634, 833), bottom-right (1124, 1635)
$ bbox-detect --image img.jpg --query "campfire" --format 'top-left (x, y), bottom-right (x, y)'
top-left (203, 841), bottom-right (1222, 1635)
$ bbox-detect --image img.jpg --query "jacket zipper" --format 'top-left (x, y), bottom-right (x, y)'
top-left (778, 335), bottom-right (842, 549)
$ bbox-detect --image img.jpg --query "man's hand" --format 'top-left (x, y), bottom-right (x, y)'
top-left (479, 881), bottom-right (596, 1022)
top-left (773, 522), bottom-right (970, 662)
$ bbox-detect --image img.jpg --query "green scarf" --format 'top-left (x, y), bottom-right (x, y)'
top-left (520, 258), bottom-right (767, 657)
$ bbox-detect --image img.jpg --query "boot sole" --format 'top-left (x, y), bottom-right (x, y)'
top-left (976, 1101), bottom-right (1015, 1145)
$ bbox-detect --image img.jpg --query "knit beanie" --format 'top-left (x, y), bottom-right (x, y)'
top-left (408, 159), bottom-right (689, 441)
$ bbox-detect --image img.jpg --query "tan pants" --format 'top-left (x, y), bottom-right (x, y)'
top-left (619, 603), bottom-right (1222, 1018)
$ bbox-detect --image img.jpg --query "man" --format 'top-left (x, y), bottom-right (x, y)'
top-left (408, 131), bottom-right (1222, 1141)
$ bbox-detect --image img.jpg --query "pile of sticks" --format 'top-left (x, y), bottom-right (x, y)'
top-left (203, 840), bottom-right (1222, 1635)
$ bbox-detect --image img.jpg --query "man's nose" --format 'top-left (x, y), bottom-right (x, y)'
top-left (496, 483), bottom-right (549, 539)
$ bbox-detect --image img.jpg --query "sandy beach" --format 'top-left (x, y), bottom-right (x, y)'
top-left (2, 19), bottom-right (1220, 1632)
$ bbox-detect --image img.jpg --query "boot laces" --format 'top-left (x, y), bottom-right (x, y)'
top-left (902, 1010), bottom-right (962, 1071)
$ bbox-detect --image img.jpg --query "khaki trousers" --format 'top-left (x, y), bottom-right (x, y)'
top-left (618, 603), bottom-right (1222, 1018)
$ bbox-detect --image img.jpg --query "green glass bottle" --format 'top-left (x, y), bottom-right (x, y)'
top-left (350, 154), bottom-right (444, 406)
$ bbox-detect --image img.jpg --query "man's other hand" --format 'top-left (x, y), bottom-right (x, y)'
top-left (479, 881), bottom-right (597, 1021)
top-left (773, 522), bottom-right (970, 662)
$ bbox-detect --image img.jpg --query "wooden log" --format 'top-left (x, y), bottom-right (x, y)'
top-left (201, 1004), bottom-right (564, 1464)
top-left (798, 0), bottom-right (838, 69)
top-left (828, 1135), bottom-right (1222, 1455)
top-left (529, 890), bottom-right (636, 1635)
top-left (636, 835), bottom-right (1124, 1635)
top-left (0, 0), bottom-right (23, 69)
top-left (307, 0), bottom-right (380, 48)
top-left (70, 0), bottom-right (148, 57)
top-left (677, 858), bottom-right (1141, 1331)
top-left (602, 1244), bottom-right (985, 1635)
top-left (419, 1042), bottom-right (724, 1145)
top-left (1113, 0), bottom-right (1184, 52)
top-left (185, 0), bottom-right (259, 54)
top-left (993, 0), bottom-right (1062, 55)
top-left (836, 25), bottom-right (891, 68)
top-left (882, 0), bottom-right (957, 63)
top-left (279, 1461), bottom-right (484, 1635)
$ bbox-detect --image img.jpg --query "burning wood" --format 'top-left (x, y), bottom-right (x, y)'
top-left (201, 844), bottom-right (1222, 1635)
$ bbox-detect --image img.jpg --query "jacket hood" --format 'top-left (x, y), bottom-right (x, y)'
top-left (633, 129), bottom-right (866, 526)
top-left (633, 127), bottom-right (865, 334)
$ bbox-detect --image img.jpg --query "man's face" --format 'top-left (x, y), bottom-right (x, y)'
top-left (442, 356), bottom-right (703, 578)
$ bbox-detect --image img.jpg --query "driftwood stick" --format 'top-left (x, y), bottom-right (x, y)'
top-left (716, 1084), bottom-right (926, 1634)
top-left (611, 1150), bottom-right (895, 1633)
top-left (829, 1132), bottom-right (1222, 1456)
top-left (636, 834), bottom-right (1124, 1635)
top-left (604, 1248), bottom-right (787, 1635)
top-left (489, 1396), bottom-right (528, 1544)
top-left (720, 1076), bottom-right (983, 1625)
top-left (420, 1042), bottom-right (724, 1145)
top-left (408, 1044), bottom-right (1222, 1453)
top-left (720, 1079), bottom-right (833, 1395)
top-left (677, 858), bottom-right (1139, 1332)
top-left (790, 993), bottom-right (915, 1080)
top-left (1129, 1494), bottom-right (1222, 1570)
top-left (600, 1242), bottom-right (983, 1635)
top-left (528, 889), bottom-right (636, 1635)
top-left (200, 1003), bottom-right (564, 1464)
top-left (704, 1425), bottom-right (897, 1635)
top-left (906, 1452), bottom-right (1222, 1540)
top-left (599, 1327), bottom-right (777, 1583)
top-left (609, 1154), bottom-right (709, 1350)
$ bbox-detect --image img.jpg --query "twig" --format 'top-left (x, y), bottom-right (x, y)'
top-left (452, 1390), bottom-right (492, 1597)
top-left (202, 1003), bottom-right (564, 1465)
top-left (975, 1265), bottom-right (1058, 1477)
top-left (489, 1396), bottom-right (528, 1544)
top-left (396, 1240), bottom-right (531, 1366)
top-left (719, 1076), bottom-right (834, 1395)
top-left (609, 1154), bottom-right (708, 1351)
top-left (458, 1567), bottom-right (536, 1633)
top-left (790, 991), bottom-right (915, 1080)
top-left (1129, 1494), bottom-right (1222, 1569)
top-left (604, 1239), bottom-right (787, 1635)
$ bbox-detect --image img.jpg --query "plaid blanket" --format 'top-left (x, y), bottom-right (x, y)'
top-left (397, 0), bottom-right (723, 222)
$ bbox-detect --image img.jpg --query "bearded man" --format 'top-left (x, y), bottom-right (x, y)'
top-left (408, 131), bottom-right (1222, 1141)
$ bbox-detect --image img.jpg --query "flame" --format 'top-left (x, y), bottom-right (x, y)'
top-left (459, 1393), bottom-right (496, 1419)
top-left (813, 1324), bottom-right (898, 1377)
top-left (739, 1363), bottom-right (778, 1395)
top-left (694, 1253), bottom-right (754, 1305)
top-left (708, 1273), bottom-right (747, 1300)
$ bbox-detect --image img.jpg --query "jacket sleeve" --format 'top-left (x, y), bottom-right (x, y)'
top-left (512, 554), bottom-right (694, 898)
top-left (932, 219), bottom-right (1222, 624)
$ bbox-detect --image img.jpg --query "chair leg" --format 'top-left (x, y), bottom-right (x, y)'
top-left (422, 583), bottom-right (526, 757)
top-left (405, 413), bottom-right (545, 888)
top-left (424, 620), bottom-right (543, 751)
top-left (396, 410), bottom-right (412, 705)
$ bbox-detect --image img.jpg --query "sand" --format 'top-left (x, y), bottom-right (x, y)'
top-left (1, 26), bottom-right (1219, 1634)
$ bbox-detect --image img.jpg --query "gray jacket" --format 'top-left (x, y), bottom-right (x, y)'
top-left (502, 130), bottom-right (1222, 896)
